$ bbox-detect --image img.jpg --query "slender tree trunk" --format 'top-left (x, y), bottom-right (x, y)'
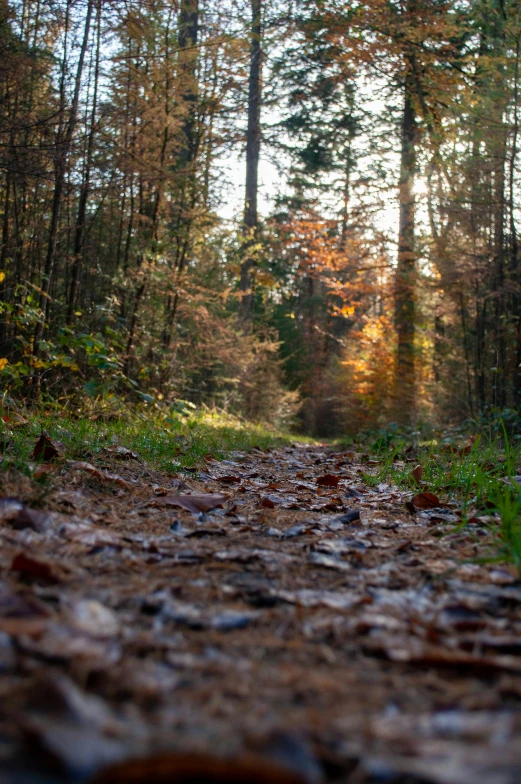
top-left (67, 0), bottom-right (101, 323)
top-left (393, 67), bottom-right (417, 422)
top-left (34, 0), bottom-right (93, 348)
top-left (0, 172), bottom-right (10, 355)
top-left (177, 0), bottom-right (199, 169)
top-left (162, 0), bottom-right (200, 348)
top-left (239, 0), bottom-right (262, 331)
top-left (509, 34), bottom-right (520, 405)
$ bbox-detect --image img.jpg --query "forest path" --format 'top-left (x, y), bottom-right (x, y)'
top-left (2, 443), bottom-right (521, 784)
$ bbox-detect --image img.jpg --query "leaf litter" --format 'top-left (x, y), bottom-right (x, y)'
top-left (1, 443), bottom-right (521, 783)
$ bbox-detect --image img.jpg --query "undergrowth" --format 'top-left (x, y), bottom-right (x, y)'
top-left (0, 400), bottom-right (300, 475)
top-left (351, 421), bottom-right (521, 575)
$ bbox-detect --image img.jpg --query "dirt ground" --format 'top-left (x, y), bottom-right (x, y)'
top-left (2, 443), bottom-right (521, 784)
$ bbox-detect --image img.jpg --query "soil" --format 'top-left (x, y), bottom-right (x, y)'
top-left (1, 443), bottom-right (521, 784)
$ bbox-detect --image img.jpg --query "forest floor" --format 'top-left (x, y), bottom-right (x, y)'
top-left (2, 430), bottom-right (521, 784)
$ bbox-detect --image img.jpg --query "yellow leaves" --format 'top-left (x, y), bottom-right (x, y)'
top-left (0, 271), bottom-right (5, 284)
top-left (255, 271), bottom-right (277, 287)
top-left (0, 358), bottom-right (8, 371)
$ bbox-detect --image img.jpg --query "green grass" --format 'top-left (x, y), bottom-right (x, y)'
top-left (0, 404), bottom-right (301, 475)
top-left (355, 428), bottom-right (521, 574)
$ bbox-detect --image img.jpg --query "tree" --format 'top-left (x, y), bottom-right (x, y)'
top-left (238, 0), bottom-right (262, 330)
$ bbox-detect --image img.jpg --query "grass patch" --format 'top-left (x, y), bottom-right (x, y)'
top-left (353, 425), bottom-right (521, 574)
top-left (0, 404), bottom-right (302, 475)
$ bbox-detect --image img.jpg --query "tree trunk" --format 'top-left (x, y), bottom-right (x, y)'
top-left (162, 0), bottom-right (200, 349)
top-left (67, 0), bottom-right (101, 323)
top-left (239, 0), bottom-right (262, 331)
top-left (34, 0), bottom-right (93, 347)
top-left (393, 67), bottom-right (417, 422)
top-left (510, 34), bottom-right (521, 405)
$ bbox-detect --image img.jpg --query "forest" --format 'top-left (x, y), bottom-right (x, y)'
top-left (2, 2), bottom-right (521, 784)
top-left (0, 0), bottom-right (519, 433)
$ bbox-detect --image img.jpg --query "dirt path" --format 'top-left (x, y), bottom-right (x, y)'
top-left (2, 444), bottom-right (521, 784)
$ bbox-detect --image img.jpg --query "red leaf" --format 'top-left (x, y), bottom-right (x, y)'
top-left (411, 491), bottom-right (440, 509)
top-left (92, 751), bottom-right (309, 784)
top-left (10, 553), bottom-right (61, 584)
top-left (316, 474), bottom-right (340, 487)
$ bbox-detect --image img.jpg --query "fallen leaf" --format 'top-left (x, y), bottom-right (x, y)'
top-left (65, 600), bottom-right (120, 638)
top-left (67, 461), bottom-right (134, 489)
top-left (272, 589), bottom-right (362, 610)
top-left (10, 553), bottom-right (62, 584)
top-left (0, 498), bottom-right (52, 532)
top-left (411, 464), bottom-right (423, 482)
top-left (32, 431), bottom-right (65, 461)
top-left (153, 493), bottom-right (227, 513)
top-left (10, 505), bottom-right (52, 533)
top-left (32, 462), bottom-right (58, 479)
top-left (411, 491), bottom-right (440, 509)
top-left (382, 638), bottom-right (521, 674)
top-left (103, 446), bottom-right (142, 462)
top-left (92, 751), bottom-right (312, 784)
top-left (316, 474), bottom-right (340, 487)
top-left (0, 581), bottom-right (51, 619)
top-left (1, 413), bottom-right (29, 428)
top-left (335, 509), bottom-right (361, 524)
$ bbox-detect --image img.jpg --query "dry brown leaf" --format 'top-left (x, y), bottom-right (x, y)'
top-left (1, 413), bottom-right (29, 428)
top-left (92, 751), bottom-right (311, 784)
top-left (103, 445), bottom-right (142, 462)
top-left (32, 431), bottom-right (65, 462)
top-left (10, 553), bottom-right (63, 584)
top-left (411, 465), bottom-right (423, 482)
top-left (316, 474), bottom-right (340, 487)
top-left (67, 461), bottom-right (134, 489)
top-left (64, 599), bottom-right (120, 638)
top-left (411, 491), bottom-right (440, 509)
top-left (153, 493), bottom-right (227, 513)
top-left (32, 462), bottom-right (58, 479)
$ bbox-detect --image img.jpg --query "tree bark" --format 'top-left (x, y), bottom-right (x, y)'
top-left (239, 0), bottom-right (262, 331)
top-left (162, 0), bottom-right (200, 349)
top-left (67, 0), bottom-right (101, 323)
top-left (34, 0), bottom-right (94, 347)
